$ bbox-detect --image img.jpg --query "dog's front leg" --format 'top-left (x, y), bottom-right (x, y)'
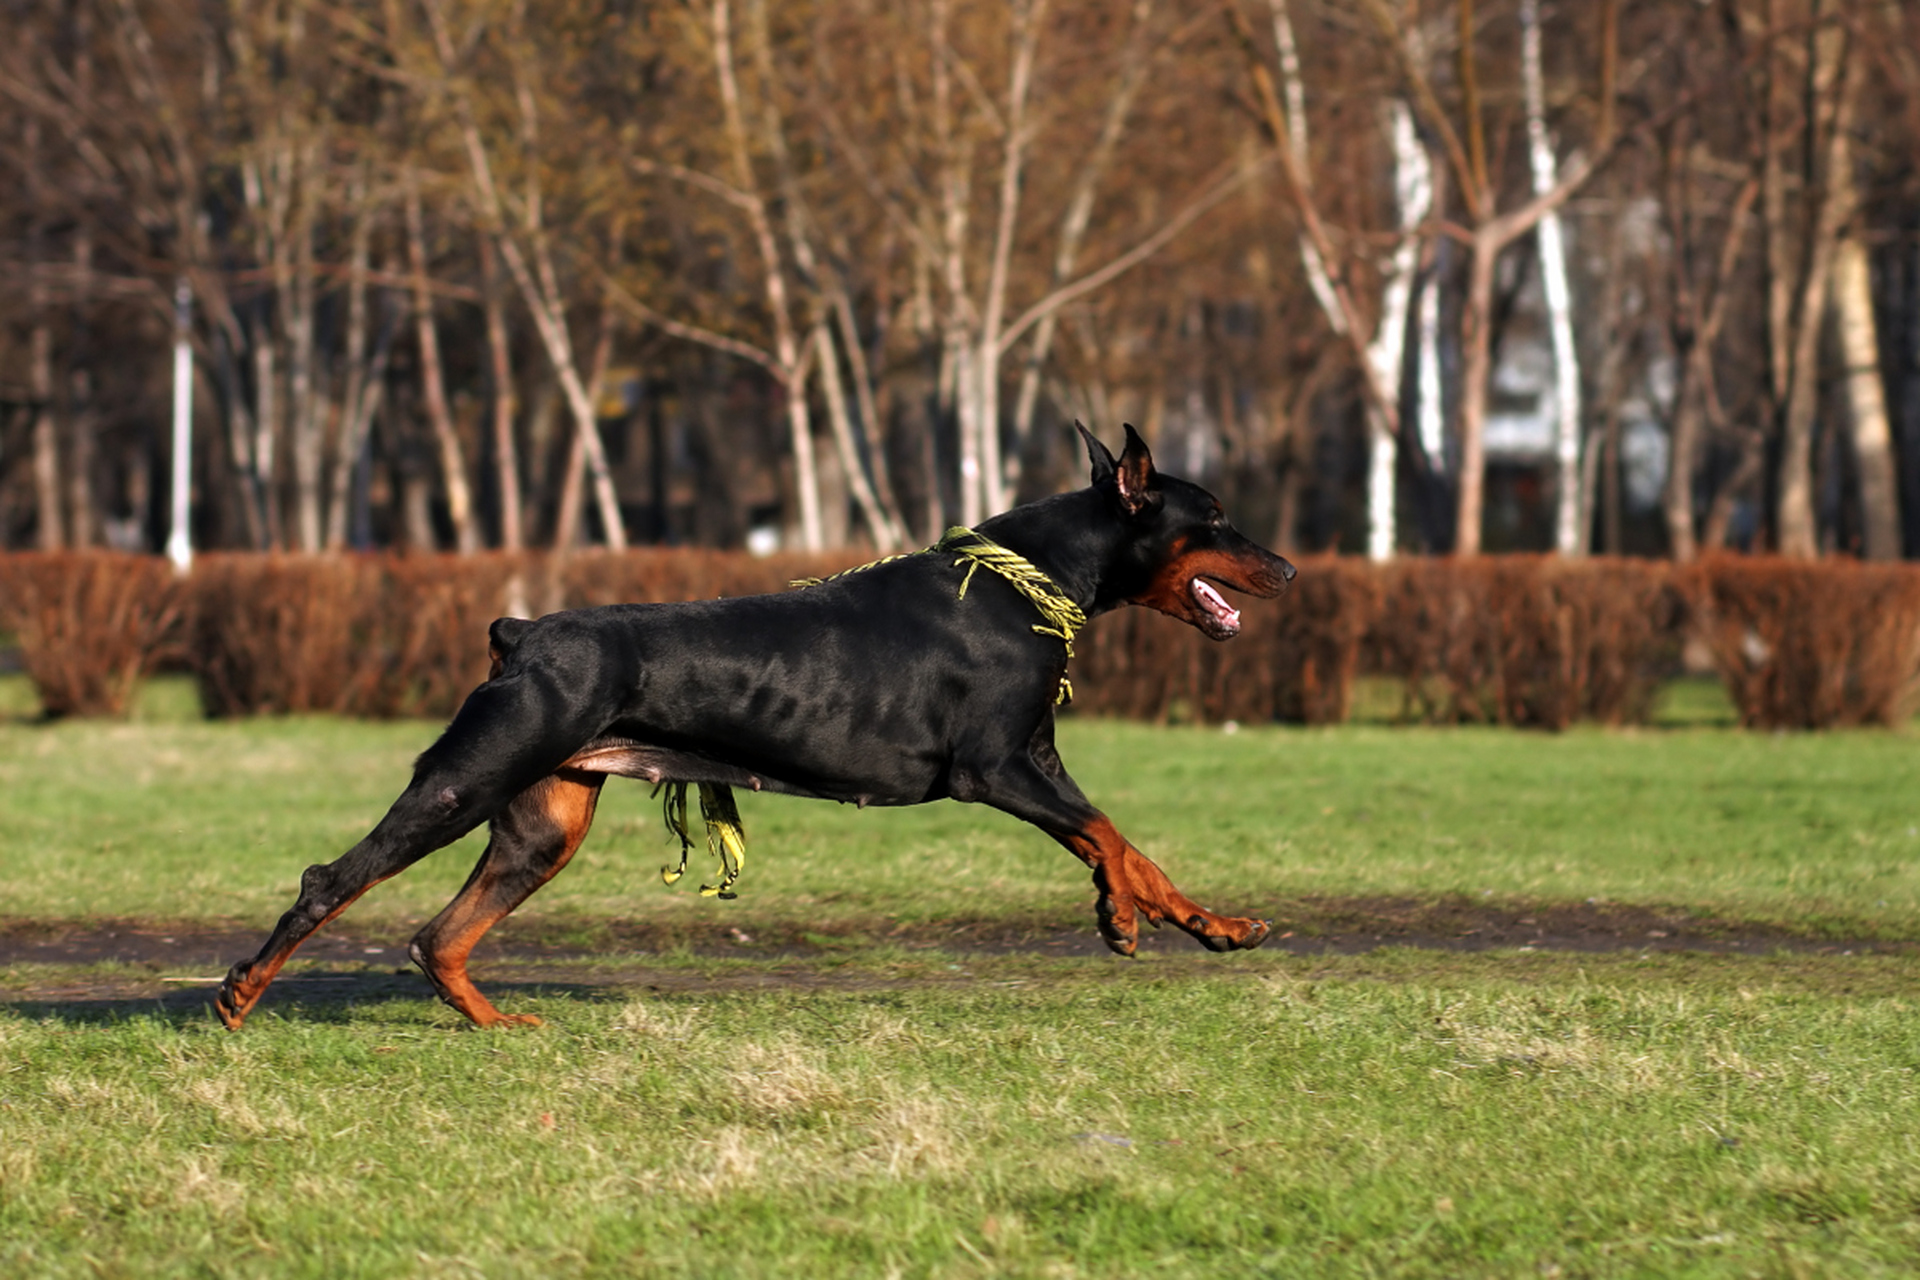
top-left (1058, 816), bottom-right (1271, 957)
top-left (977, 756), bottom-right (1270, 957)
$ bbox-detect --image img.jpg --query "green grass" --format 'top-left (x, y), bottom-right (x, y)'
top-left (1, 678), bottom-right (1915, 936)
top-left (3, 954), bottom-right (1920, 1277)
top-left (3, 682), bottom-right (1919, 1276)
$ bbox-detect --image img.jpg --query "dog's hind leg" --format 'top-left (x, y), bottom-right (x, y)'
top-left (215, 672), bottom-right (605, 1030)
top-left (408, 769), bottom-right (604, 1028)
top-left (213, 794), bottom-right (470, 1031)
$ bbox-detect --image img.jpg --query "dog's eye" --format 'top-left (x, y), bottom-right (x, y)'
top-left (1208, 509), bottom-right (1226, 528)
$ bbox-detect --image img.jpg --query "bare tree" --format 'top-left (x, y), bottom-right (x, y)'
top-left (1362, 0), bottom-right (1621, 555)
top-left (403, 165), bottom-right (479, 552)
top-left (1520, 0), bottom-right (1586, 555)
top-left (1832, 253), bottom-right (1901, 558)
top-left (1232, 0), bottom-right (1430, 561)
top-left (480, 233), bottom-right (524, 552)
top-left (1772, 1), bottom-right (1856, 557)
top-left (418, 0), bottom-right (627, 551)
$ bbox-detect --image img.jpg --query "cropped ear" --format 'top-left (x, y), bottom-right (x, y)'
top-left (1115, 423), bottom-right (1161, 517)
top-left (1076, 421), bottom-right (1117, 487)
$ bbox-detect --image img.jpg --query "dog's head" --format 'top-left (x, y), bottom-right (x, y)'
top-left (1080, 423), bottom-right (1295, 640)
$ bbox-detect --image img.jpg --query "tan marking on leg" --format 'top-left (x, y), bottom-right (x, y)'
top-left (215, 874), bottom-right (399, 1030)
top-left (412, 770), bottom-right (602, 1028)
top-left (1060, 816), bottom-right (1269, 956)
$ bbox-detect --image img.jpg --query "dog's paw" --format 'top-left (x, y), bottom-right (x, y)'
top-left (213, 964), bottom-right (254, 1031)
top-left (1193, 915), bottom-right (1271, 953)
top-left (1235, 917), bottom-right (1273, 950)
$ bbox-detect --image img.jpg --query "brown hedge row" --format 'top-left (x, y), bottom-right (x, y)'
top-left (1679, 557), bottom-right (1920, 728)
top-left (0, 553), bottom-right (184, 717)
top-left (3, 551), bottom-right (1916, 729)
top-left (1362, 557), bottom-right (1683, 729)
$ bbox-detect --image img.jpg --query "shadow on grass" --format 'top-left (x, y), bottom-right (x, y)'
top-left (0, 968), bottom-right (625, 1028)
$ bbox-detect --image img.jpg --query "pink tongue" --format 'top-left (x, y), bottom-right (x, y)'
top-left (1193, 578), bottom-right (1240, 625)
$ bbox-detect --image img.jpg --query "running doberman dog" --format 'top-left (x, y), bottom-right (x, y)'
top-left (214, 424), bottom-right (1295, 1029)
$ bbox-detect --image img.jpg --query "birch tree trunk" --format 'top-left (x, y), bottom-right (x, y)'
top-left (1268, 0), bottom-right (1412, 557)
top-left (813, 322), bottom-right (900, 548)
top-left (832, 291), bottom-right (906, 541)
top-left (1762, 0), bottom-right (1794, 419)
top-left (973, 0), bottom-right (1049, 518)
top-left (482, 235), bottom-right (524, 552)
top-left (326, 172), bottom-right (377, 551)
top-left (1271, 0), bottom-right (1343, 327)
top-left (289, 145), bottom-right (325, 552)
top-left (710, 0), bottom-right (821, 548)
top-left (248, 310), bottom-right (281, 548)
top-left (1521, 0), bottom-right (1585, 556)
top-left (65, 233), bottom-right (96, 548)
top-left (552, 248), bottom-right (621, 553)
top-left (404, 167), bottom-right (478, 553)
top-left (1775, 13), bottom-right (1853, 558)
top-left (24, 114), bottom-right (62, 549)
top-left (30, 312), bottom-right (62, 551)
top-left (63, 2), bottom-right (95, 548)
top-left (241, 144), bottom-right (286, 549)
top-left (1364, 99), bottom-right (1431, 561)
top-left (1832, 235), bottom-right (1901, 559)
top-left (926, 0), bottom-right (983, 528)
top-left (1227, 0), bottom-right (1405, 511)
top-left (1416, 259), bottom-right (1445, 470)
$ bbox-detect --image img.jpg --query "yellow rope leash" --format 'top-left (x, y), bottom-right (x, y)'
top-left (660, 781), bottom-right (747, 899)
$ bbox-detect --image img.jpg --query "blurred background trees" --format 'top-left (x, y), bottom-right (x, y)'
top-left (2, 0), bottom-right (1916, 559)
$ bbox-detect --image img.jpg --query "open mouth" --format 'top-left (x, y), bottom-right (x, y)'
top-left (1191, 578), bottom-right (1241, 636)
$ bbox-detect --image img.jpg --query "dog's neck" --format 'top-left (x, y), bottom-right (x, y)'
top-left (972, 489), bottom-right (1142, 619)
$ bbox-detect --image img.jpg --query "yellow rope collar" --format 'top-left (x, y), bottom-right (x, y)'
top-left (793, 526), bottom-right (1086, 703)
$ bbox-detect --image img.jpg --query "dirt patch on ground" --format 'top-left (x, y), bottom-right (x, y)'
top-left (1, 896), bottom-right (1908, 970)
top-left (2, 898), bottom-right (1910, 1018)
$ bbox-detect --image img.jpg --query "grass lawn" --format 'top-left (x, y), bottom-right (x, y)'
top-left (1, 677), bottom-right (1915, 938)
top-left (2, 677), bottom-right (1918, 1276)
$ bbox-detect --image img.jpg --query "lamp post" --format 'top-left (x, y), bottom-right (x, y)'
top-left (166, 277), bottom-right (193, 574)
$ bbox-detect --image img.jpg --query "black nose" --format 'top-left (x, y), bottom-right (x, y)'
top-left (1279, 557), bottom-right (1298, 583)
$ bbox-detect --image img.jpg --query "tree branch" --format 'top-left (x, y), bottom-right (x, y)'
top-left (994, 154), bottom-right (1272, 358)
